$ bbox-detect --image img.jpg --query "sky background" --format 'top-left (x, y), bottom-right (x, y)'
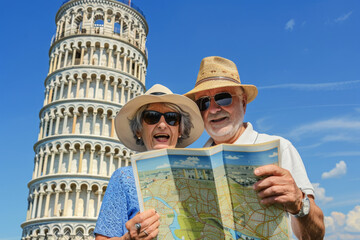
top-left (1, 0), bottom-right (359, 239)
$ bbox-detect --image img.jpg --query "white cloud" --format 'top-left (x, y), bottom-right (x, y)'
top-left (312, 183), bottom-right (333, 203)
top-left (332, 211), bottom-right (346, 227)
top-left (325, 205), bottom-right (360, 238)
top-left (255, 117), bottom-right (273, 132)
top-left (285, 19), bottom-right (295, 31)
top-left (173, 156), bottom-right (200, 167)
top-left (322, 152), bottom-right (360, 157)
top-left (225, 155), bottom-right (240, 160)
top-left (156, 163), bottom-right (170, 169)
top-left (288, 117), bottom-right (360, 139)
top-left (345, 206), bottom-right (360, 232)
top-left (269, 151), bottom-right (278, 158)
top-left (258, 80), bottom-right (360, 91)
top-left (335, 11), bottom-right (353, 23)
top-left (322, 161), bottom-right (347, 179)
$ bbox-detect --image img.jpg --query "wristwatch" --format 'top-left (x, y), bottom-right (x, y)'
top-left (293, 189), bottom-right (310, 218)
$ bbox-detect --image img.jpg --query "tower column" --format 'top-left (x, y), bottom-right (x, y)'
top-left (85, 189), bottom-right (91, 217)
top-left (92, 112), bottom-right (97, 134)
top-left (67, 147), bottom-right (74, 173)
top-left (42, 149), bottom-right (50, 176)
top-left (88, 148), bottom-right (95, 174)
top-left (78, 148), bottom-right (85, 173)
top-left (74, 187), bottom-right (81, 216)
top-left (96, 190), bottom-right (103, 216)
top-left (85, 77), bottom-right (91, 98)
top-left (108, 151), bottom-right (114, 176)
top-left (36, 190), bottom-right (45, 218)
top-left (89, 46), bottom-right (95, 65)
top-left (94, 77), bottom-right (100, 99)
top-left (101, 113), bottom-right (107, 136)
top-left (62, 111), bottom-right (69, 133)
top-left (33, 155), bottom-right (39, 179)
top-left (112, 80), bottom-right (118, 102)
top-left (120, 84), bottom-right (125, 104)
top-left (48, 55), bottom-right (54, 74)
top-left (107, 48), bottom-right (113, 67)
top-left (54, 112), bottom-right (62, 135)
top-left (63, 188), bottom-right (70, 216)
top-left (59, 78), bottom-right (67, 100)
top-left (82, 111), bottom-right (88, 134)
top-left (31, 192), bottom-right (39, 219)
top-left (48, 147), bottom-right (57, 174)
top-left (57, 51), bottom-right (63, 69)
top-left (53, 189), bottom-right (60, 217)
top-left (103, 78), bottom-right (109, 101)
top-left (63, 47), bottom-right (70, 67)
top-left (43, 189), bottom-right (53, 217)
top-left (42, 115), bottom-right (49, 138)
top-left (37, 152), bottom-right (44, 178)
top-left (99, 150), bottom-right (105, 175)
top-left (57, 148), bottom-right (64, 174)
top-left (67, 77), bottom-right (74, 98)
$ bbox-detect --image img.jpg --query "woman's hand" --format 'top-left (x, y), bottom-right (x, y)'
top-left (125, 209), bottom-right (160, 240)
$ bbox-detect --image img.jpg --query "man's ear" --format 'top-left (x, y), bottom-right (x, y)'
top-left (243, 95), bottom-right (247, 113)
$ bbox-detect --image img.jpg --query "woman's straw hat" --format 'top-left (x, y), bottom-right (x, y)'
top-left (115, 84), bottom-right (204, 152)
top-left (184, 56), bottom-right (258, 103)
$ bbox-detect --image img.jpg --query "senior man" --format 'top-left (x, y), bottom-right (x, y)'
top-left (185, 56), bottom-right (325, 239)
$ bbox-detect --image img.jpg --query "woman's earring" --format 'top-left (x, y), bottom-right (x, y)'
top-left (137, 136), bottom-right (141, 140)
top-left (178, 135), bottom-right (182, 139)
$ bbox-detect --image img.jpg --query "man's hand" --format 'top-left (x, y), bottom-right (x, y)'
top-left (253, 164), bottom-right (303, 214)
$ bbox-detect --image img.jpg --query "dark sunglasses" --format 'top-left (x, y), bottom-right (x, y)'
top-left (142, 110), bottom-right (181, 126)
top-left (195, 92), bottom-right (236, 111)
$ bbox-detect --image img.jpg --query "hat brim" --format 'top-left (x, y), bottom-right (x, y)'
top-left (184, 80), bottom-right (258, 103)
top-left (115, 94), bottom-right (204, 152)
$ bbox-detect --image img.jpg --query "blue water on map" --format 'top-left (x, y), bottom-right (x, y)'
top-left (144, 197), bottom-right (182, 240)
top-left (227, 228), bottom-right (261, 240)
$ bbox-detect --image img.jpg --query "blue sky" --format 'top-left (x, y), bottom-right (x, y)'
top-left (1, 0), bottom-right (359, 239)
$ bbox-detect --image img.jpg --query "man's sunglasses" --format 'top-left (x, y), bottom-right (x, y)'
top-left (142, 110), bottom-right (181, 126)
top-left (195, 92), bottom-right (237, 111)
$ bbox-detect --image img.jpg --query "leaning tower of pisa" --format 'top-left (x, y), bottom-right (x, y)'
top-left (21, 0), bottom-right (148, 239)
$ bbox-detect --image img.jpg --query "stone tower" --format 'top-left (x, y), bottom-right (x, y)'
top-left (21, 0), bottom-right (148, 239)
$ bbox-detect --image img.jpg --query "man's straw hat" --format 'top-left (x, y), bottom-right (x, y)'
top-left (184, 56), bottom-right (258, 103)
top-left (115, 84), bottom-right (204, 152)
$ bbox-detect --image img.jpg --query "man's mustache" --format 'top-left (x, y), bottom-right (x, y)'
top-left (207, 111), bottom-right (229, 121)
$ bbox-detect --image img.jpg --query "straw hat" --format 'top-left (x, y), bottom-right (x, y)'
top-left (115, 84), bottom-right (204, 152)
top-left (184, 56), bottom-right (258, 103)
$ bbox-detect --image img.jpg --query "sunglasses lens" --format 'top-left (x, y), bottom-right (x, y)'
top-left (142, 111), bottom-right (161, 125)
top-left (195, 92), bottom-right (233, 111)
top-left (214, 92), bottom-right (232, 106)
top-left (164, 112), bottom-right (181, 126)
top-left (195, 97), bottom-right (210, 111)
top-left (142, 111), bottom-right (181, 126)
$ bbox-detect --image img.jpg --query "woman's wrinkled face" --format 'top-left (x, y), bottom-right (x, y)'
top-left (138, 103), bottom-right (180, 151)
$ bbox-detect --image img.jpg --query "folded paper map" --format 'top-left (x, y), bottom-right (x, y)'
top-left (131, 140), bottom-right (290, 240)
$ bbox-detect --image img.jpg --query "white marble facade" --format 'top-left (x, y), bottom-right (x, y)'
top-left (21, 0), bottom-right (148, 239)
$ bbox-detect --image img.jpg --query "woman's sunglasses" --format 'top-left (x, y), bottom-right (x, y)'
top-left (142, 110), bottom-right (181, 126)
top-left (195, 92), bottom-right (236, 111)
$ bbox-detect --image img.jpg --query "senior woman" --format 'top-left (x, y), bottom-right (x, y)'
top-left (95, 84), bottom-right (204, 240)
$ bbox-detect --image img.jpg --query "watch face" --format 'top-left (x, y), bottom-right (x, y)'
top-left (303, 197), bottom-right (310, 215)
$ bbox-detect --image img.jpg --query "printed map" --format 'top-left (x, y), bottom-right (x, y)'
top-left (132, 141), bottom-right (289, 239)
